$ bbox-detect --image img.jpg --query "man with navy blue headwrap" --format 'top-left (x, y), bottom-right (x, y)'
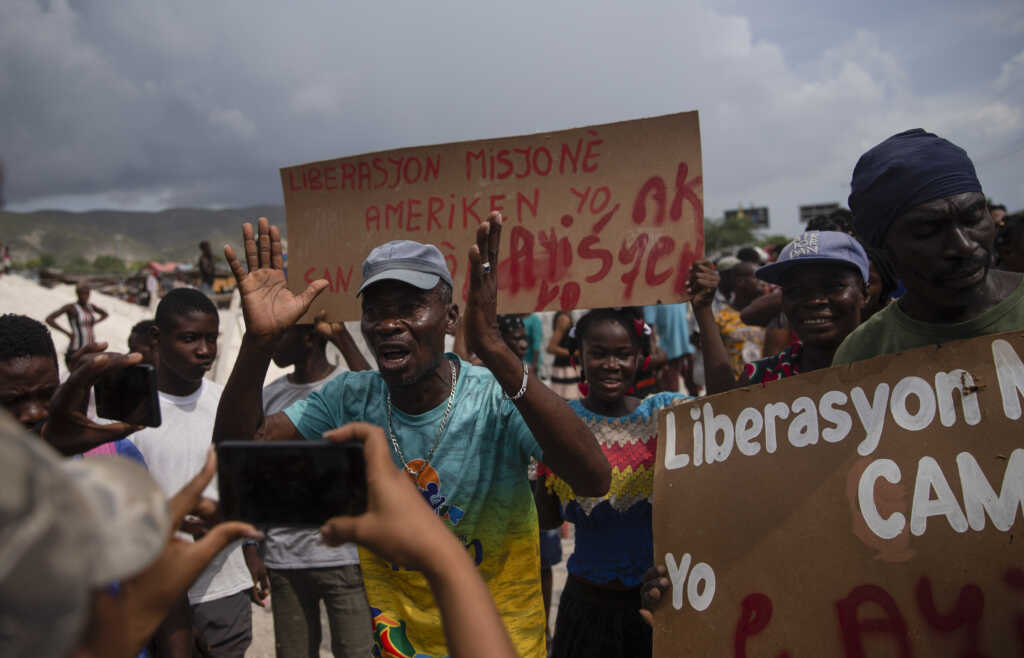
top-left (833, 129), bottom-right (1024, 365)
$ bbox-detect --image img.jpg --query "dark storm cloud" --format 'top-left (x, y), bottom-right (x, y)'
top-left (2, 0), bottom-right (1022, 235)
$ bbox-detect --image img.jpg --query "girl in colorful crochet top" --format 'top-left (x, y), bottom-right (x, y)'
top-left (539, 308), bottom-right (688, 658)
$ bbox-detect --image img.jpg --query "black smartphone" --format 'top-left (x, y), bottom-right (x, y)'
top-left (216, 441), bottom-right (368, 526)
top-left (94, 363), bottom-right (162, 427)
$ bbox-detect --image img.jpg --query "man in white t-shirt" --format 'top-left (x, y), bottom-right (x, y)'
top-left (130, 288), bottom-right (258, 657)
top-left (261, 322), bottom-right (374, 657)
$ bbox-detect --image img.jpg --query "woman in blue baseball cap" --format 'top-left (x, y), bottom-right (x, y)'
top-left (688, 231), bottom-right (870, 392)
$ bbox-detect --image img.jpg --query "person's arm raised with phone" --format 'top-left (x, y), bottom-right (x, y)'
top-left (42, 344), bottom-right (148, 455)
top-left (212, 217), bottom-right (329, 443)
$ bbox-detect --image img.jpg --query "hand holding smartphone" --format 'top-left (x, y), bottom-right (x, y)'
top-left (94, 363), bottom-right (162, 428)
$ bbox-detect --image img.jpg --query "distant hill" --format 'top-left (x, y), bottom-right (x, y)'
top-left (0, 205), bottom-right (287, 267)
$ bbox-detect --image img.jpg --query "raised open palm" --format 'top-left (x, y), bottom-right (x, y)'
top-left (465, 211), bottom-right (503, 357)
top-left (224, 217), bottom-right (329, 340)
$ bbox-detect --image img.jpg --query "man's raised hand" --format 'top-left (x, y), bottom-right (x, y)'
top-left (224, 217), bottom-right (329, 342)
top-left (464, 211), bottom-right (505, 358)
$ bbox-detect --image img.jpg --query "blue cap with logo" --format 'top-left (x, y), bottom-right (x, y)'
top-left (756, 231), bottom-right (869, 285)
top-left (357, 240), bottom-right (454, 296)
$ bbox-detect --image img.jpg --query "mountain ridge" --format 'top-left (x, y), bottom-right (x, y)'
top-left (0, 205), bottom-right (287, 266)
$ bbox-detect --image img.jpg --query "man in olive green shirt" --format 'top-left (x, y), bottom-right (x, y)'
top-left (833, 129), bottom-right (1024, 365)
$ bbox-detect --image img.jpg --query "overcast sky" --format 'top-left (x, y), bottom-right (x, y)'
top-left (2, 0), bottom-right (1022, 237)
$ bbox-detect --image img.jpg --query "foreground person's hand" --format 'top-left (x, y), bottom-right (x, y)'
top-left (78, 450), bottom-right (262, 658)
top-left (43, 348), bottom-right (145, 455)
top-left (224, 216), bottom-right (329, 343)
top-left (179, 495), bottom-right (221, 540)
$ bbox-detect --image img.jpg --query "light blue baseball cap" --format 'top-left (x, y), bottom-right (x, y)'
top-left (756, 231), bottom-right (869, 285)
top-left (356, 240), bottom-right (454, 296)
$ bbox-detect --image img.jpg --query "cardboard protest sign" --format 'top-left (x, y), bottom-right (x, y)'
top-left (280, 112), bottom-right (702, 321)
top-left (653, 331), bottom-right (1024, 657)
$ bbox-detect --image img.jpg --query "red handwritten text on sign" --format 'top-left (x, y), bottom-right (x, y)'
top-left (281, 112), bottom-right (703, 321)
top-left (731, 570), bottom-right (1024, 658)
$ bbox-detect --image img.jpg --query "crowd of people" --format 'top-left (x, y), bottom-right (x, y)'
top-left (1, 125), bottom-right (1021, 658)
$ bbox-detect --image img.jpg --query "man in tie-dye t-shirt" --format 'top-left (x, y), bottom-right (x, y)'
top-left (285, 358), bottom-right (545, 656)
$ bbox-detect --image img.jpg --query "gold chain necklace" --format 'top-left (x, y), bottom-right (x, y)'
top-left (385, 356), bottom-right (458, 479)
